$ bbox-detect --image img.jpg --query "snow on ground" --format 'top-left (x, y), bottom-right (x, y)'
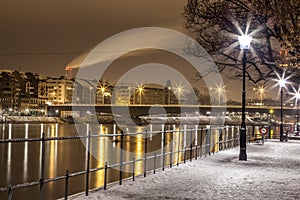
top-left (71, 140), bottom-right (300, 200)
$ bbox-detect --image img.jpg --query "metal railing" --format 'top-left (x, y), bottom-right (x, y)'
top-left (0, 125), bottom-right (250, 199)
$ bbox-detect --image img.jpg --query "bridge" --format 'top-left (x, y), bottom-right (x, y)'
top-left (47, 104), bottom-right (297, 118)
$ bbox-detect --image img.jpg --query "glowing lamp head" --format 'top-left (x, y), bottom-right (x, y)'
top-left (278, 79), bottom-right (286, 88)
top-left (238, 35), bottom-right (252, 50)
top-left (294, 91), bottom-right (300, 100)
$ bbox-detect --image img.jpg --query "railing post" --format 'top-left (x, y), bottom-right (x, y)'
top-left (223, 128), bottom-right (225, 151)
top-left (225, 126), bottom-right (228, 150)
top-left (195, 125), bottom-right (198, 160)
top-left (195, 145), bottom-right (198, 159)
top-left (119, 131), bottom-right (124, 185)
top-left (183, 125), bottom-right (186, 163)
top-left (40, 132), bottom-right (45, 200)
top-left (132, 157), bottom-right (135, 181)
top-left (208, 128), bottom-right (211, 156)
top-left (184, 147), bottom-right (186, 163)
top-left (85, 131), bottom-right (91, 196)
top-left (205, 129), bottom-right (208, 157)
top-left (8, 181), bottom-right (12, 200)
top-left (170, 130), bottom-right (173, 168)
top-left (177, 128), bottom-right (181, 166)
top-left (64, 169), bottom-right (69, 200)
top-left (144, 131), bottom-right (148, 177)
top-left (252, 125), bottom-right (255, 142)
top-left (162, 129), bottom-right (166, 171)
top-left (190, 128), bottom-right (193, 162)
top-left (104, 162), bottom-right (108, 190)
top-left (219, 128), bottom-right (222, 152)
top-left (200, 129), bottom-right (203, 158)
top-left (153, 153), bottom-right (156, 174)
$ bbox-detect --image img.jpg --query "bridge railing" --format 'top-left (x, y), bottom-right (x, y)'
top-left (0, 125), bottom-right (250, 199)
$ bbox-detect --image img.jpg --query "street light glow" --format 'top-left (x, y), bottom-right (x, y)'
top-left (290, 85), bottom-right (300, 134)
top-left (238, 31), bottom-right (252, 161)
top-left (278, 79), bottom-right (287, 88)
top-left (100, 87), bottom-right (106, 93)
top-left (136, 84), bottom-right (144, 105)
top-left (273, 71), bottom-right (290, 90)
top-left (290, 85), bottom-right (300, 104)
top-left (238, 34), bottom-right (252, 50)
top-left (273, 71), bottom-right (291, 142)
top-left (214, 84), bottom-right (226, 106)
top-left (257, 86), bottom-right (266, 105)
top-left (175, 84), bottom-right (184, 104)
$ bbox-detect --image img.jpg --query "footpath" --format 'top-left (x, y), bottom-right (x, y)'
top-left (71, 139), bottom-right (300, 200)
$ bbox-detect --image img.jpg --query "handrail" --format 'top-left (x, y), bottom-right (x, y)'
top-left (0, 124), bottom-right (248, 199)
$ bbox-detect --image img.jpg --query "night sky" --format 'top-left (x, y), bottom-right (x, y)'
top-left (0, 0), bottom-right (274, 101)
top-left (0, 0), bottom-right (186, 76)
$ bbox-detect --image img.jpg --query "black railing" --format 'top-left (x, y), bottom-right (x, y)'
top-left (0, 125), bottom-right (250, 199)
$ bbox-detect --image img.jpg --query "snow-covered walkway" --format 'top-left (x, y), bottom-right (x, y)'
top-left (71, 140), bottom-right (300, 200)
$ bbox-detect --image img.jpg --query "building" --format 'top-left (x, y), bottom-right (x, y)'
top-left (73, 79), bottom-right (112, 104)
top-left (131, 84), bottom-right (165, 105)
top-left (112, 83), bottom-right (134, 105)
top-left (0, 69), bottom-right (49, 115)
top-left (38, 78), bottom-right (74, 105)
top-left (0, 71), bottom-right (20, 113)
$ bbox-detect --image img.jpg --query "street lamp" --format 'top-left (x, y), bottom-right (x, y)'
top-left (238, 33), bottom-right (252, 161)
top-left (258, 86), bottom-right (265, 106)
top-left (168, 86), bottom-right (171, 105)
top-left (55, 109), bottom-right (59, 117)
top-left (215, 84), bottom-right (226, 106)
top-left (89, 86), bottom-right (93, 105)
top-left (137, 85), bottom-right (144, 105)
top-left (100, 86), bottom-right (106, 104)
top-left (290, 86), bottom-right (300, 135)
top-left (274, 72), bottom-right (289, 141)
top-left (276, 72), bottom-right (288, 142)
top-left (176, 85), bottom-right (184, 105)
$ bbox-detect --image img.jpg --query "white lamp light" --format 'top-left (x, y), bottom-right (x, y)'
top-left (238, 35), bottom-right (252, 50)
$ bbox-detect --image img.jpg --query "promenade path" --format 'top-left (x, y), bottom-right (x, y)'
top-left (71, 139), bottom-right (300, 200)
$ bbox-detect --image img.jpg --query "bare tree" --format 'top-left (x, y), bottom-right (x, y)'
top-left (183, 0), bottom-right (300, 85)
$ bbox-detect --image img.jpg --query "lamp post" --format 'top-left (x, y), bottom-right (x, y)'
top-left (258, 86), bottom-right (265, 106)
top-left (100, 86), bottom-right (106, 104)
top-left (277, 74), bottom-right (287, 142)
top-left (295, 92), bottom-right (300, 135)
top-left (291, 86), bottom-right (300, 135)
top-left (176, 85), bottom-right (183, 105)
top-left (89, 86), bottom-right (93, 105)
top-left (215, 84), bottom-right (225, 106)
top-left (137, 86), bottom-right (144, 105)
top-left (238, 34), bottom-right (252, 161)
top-left (168, 86), bottom-right (171, 105)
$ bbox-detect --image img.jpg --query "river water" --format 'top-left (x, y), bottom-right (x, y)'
top-left (0, 123), bottom-right (276, 199)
